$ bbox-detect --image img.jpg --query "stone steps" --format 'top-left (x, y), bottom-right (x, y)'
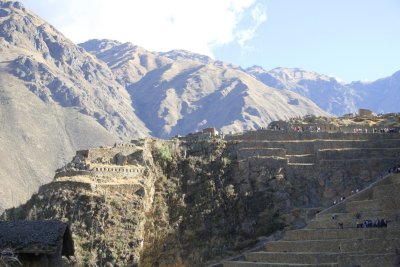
top-left (373, 182), bottom-right (400, 199)
top-left (286, 154), bottom-right (315, 164)
top-left (237, 148), bottom-right (286, 160)
top-left (265, 239), bottom-right (400, 253)
top-left (315, 210), bottom-right (400, 221)
top-left (316, 176), bottom-right (400, 217)
top-left (317, 148), bottom-right (400, 161)
top-left (307, 217), bottom-right (400, 229)
top-left (222, 173), bottom-right (400, 267)
top-left (287, 163), bottom-right (315, 166)
top-left (283, 227), bottom-right (400, 241)
top-left (222, 261), bottom-right (338, 267)
top-left (390, 174), bottom-right (400, 183)
top-left (223, 253), bottom-right (399, 267)
top-left (245, 252), bottom-right (338, 264)
top-left (337, 253), bottom-right (399, 267)
top-left (345, 198), bottom-right (400, 212)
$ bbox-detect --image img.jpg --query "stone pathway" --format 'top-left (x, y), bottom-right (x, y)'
top-left (222, 173), bottom-right (400, 267)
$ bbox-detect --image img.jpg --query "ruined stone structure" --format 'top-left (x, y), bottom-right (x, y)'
top-left (55, 139), bottom-right (151, 180)
top-left (359, 108), bottom-right (373, 117)
top-left (2, 130), bottom-right (400, 266)
top-left (227, 130), bottom-right (400, 208)
top-left (268, 114), bottom-right (400, 134)
top-left (223, 173), bottom-right (400, 267)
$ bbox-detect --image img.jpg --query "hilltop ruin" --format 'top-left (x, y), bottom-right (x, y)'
top-left (2, 121), bottom-right (400, 266)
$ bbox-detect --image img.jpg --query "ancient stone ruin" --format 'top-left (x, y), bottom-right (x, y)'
top-left (223, 173), bottom-right (400, 267)
top-left (1, 128), bottom-right (400, 266)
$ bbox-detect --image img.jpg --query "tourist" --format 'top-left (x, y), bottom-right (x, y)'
top-left (363, 219), bottom-right (372, 228)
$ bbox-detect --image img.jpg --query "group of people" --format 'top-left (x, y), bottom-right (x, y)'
top-left (356, 219), bottom-right (388, 228)
top-left (332, 196), bottom-right (346, 206)
top-left (373, 128), bottom-right (399, 133)
top-left (388, 165), bottom-right (400, 173)
top-left (332, 190), bottom-right (361, 206)
top-left (353, 128), bottom-right (400, 133)
top-left (353, 128), bottom-right (368, 133)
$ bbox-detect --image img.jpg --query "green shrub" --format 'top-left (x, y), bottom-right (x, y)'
top-left (157, 145), bottom-right (172, 162)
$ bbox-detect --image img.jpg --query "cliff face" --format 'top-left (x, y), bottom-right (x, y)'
top-left (3, 131), bottom-right (400, 266)
top-left (1, 137), bottom-right (285, 266)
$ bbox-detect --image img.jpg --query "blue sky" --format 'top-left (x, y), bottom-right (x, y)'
top-left (20, 0), bottom-right (400, 82)
top-left (214, 0), bottom-right (400, 82)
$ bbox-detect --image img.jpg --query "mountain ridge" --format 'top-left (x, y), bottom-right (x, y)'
top-left (246, 65), bottom-right (400, 116)
top-left (0, 0), bottom-right (398, 212)
top-left (0, 0), bottom-right (149, 210)
top-left (80, 39), bottom-right (330, 138)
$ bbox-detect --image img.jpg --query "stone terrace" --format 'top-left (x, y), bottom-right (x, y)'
top-left (228, 130), bottom-right (400, 207)
top-left (222, 173), bottom-right (400, 267)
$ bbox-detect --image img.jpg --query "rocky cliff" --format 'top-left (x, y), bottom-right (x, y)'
top-left (3, 130), bottom-right (400, 266)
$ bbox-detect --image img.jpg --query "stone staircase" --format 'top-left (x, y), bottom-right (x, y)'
top-left (222, 173), bottom-right (400, 267)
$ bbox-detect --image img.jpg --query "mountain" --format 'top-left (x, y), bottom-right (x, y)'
top-left (350, 70), bottom-right (400, 114)
top-left (160, 49), bottom-right (215, 65)
top-left (246, 66), bottom-right (362, 116)
top-left (246, 66), bottom-right (400, 116)
top-left (81, 40), bottom-right (330, 138)
top-left (80, 39), bottom-right (171, 86)
top-left (0, 0), bottom-right (150, 210)
top-left (0, 1), bottom-right (329, 211)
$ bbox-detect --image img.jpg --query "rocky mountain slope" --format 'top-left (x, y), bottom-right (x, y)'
top-left (246, 66), bottom-right (400, 116)
top-left (350, 70), bottom-right (400, 114)
top-left (0, 0), bottom-right (150, 210)
top-left (246, 66), bottom-right (361, 116)
top-left (80, 39), bottom-right (171, 86)
top-left (81, 39), bottom-right (330, 138)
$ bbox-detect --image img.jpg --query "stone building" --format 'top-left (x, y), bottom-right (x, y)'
top-left (359, 108), bottom-right (373, 117)
top-left (203, 127), bottom-right (219, 136)
top-left (268, 120), bottom-right (289, 131)
top-left (0, 220), bottom-right (74, 267)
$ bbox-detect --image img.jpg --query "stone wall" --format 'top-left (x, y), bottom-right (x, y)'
top-left (227, 131), bottom-right (400, 209)
top-left (226, 129), bottom-right (400, 142)
top-left (3, 133), bottom-right (400, 267)
top-left (316, 148), bottom-right (400, 161)
top-left (237, 148), bottom-right (286, 160)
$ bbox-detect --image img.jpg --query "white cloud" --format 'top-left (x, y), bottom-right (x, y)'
top-left (21, 0), bottom-right (267, 57)
top-left (235, 3), bottom-right (267, 50)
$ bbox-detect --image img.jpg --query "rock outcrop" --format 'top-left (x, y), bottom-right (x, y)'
top-left (3, 130), bottom-right (400, 266)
